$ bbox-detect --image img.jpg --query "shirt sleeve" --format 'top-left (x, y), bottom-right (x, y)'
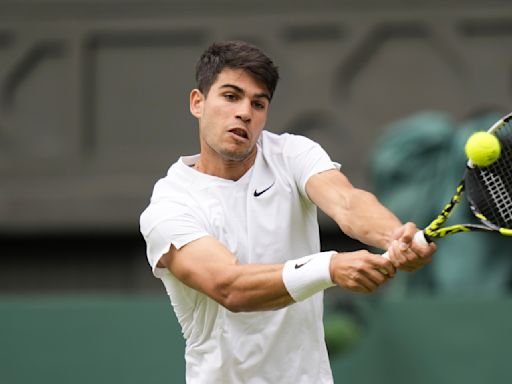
top-left (140, 201), bottom-right (209, 275)
top-left (283, 134), bottom-right (341, 198)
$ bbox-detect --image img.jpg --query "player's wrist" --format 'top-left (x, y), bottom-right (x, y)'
top-left (282, 251), bottom-right (336, 302)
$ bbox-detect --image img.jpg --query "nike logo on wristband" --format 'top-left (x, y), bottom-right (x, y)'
top-left (253, 182), bottom-right (275, 197)
top-left (295, 259), bottom-right (312, 269)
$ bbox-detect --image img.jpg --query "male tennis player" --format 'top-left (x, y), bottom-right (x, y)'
top-left (140, 40), bottom-right (436, 383)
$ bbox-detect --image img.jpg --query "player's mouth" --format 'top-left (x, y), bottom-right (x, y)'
top-left (228, 128), bottom-right (249, 141)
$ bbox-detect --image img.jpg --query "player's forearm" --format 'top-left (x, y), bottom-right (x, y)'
top-left (214, 251), bottom-right (338, 311)
top-left (333, 188), bottom-right (402, 250)
top-left (306, 170), bottom-right (402, 250)
top-left (196, 263), bottom-right (295, 312)
top-left (163, 238), bottom-right (296, 312)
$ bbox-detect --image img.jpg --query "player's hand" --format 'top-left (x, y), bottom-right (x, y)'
top-left (386, 222), bottom-right (437, 272)
top-left (329, 250), bottom-right (395, 293)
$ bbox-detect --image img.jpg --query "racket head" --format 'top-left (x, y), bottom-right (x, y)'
top-left (464, 113), bottom-right (512, 233)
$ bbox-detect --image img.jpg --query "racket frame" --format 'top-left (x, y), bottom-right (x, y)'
top-left (422, 112), bottom-right (512, 241)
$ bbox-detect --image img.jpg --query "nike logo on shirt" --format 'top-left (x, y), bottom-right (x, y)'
top-left (253, 182), bottom-right (275, 197)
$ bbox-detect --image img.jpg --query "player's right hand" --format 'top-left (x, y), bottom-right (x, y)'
top-left (329, 250), bottom-right (395, 293)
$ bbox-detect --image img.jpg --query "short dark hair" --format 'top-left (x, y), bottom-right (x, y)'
top-left (195, 40), bottom-right (280, 99)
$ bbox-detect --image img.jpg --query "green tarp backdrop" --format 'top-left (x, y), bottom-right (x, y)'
top-left (2, 296), bottom-right (512, 384)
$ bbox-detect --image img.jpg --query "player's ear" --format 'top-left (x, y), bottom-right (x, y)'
top-left (190, 89), bottom-right (204, 118)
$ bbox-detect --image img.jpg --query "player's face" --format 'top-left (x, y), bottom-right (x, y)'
top-left (190, 68), bottom-right (270, 163)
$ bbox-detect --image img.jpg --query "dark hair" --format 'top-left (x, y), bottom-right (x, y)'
top-left (195, 40), bottom-right (280, 99)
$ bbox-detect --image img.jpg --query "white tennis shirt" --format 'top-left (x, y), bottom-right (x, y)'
top-left (140, 130), bottom-right (339, 383)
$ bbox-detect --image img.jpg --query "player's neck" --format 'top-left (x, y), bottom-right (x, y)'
top-left (194, 151), bottom-right (256, 181)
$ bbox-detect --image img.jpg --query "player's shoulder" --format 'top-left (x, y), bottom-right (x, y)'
top-left (140, 176), bottom-right (197, 237)
top-left (152, 159), bottom-right (188, 193)
top-left (260, 130), bottom-right (320, 156)
top-left (143, 157), bottom-right (199, 213)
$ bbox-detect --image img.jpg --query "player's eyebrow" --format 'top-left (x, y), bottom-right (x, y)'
top-left (220, 84), bottom-right (271, 101)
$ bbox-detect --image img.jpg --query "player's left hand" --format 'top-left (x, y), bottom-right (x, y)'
top-left (386, 222), bottom-right (437, 272)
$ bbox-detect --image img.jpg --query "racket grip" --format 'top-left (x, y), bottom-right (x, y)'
top-left (381, 230), bottom-right (428, 260)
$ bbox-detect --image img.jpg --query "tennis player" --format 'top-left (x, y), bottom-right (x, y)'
top-left (140, 40), bottom-right (436, 383)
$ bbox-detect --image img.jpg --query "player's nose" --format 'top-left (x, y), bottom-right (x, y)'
top-left (236, 99), bottom-right (252, 123)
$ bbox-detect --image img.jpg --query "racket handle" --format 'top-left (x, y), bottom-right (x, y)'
top-left (381, 230), bottom-right (428, 260)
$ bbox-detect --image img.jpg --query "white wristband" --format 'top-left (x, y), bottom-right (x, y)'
top-left (282, 251), bottom-right (336, 302)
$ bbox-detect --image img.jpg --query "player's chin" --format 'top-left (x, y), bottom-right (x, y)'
top-left (221, 146), bottom-right (255, 161)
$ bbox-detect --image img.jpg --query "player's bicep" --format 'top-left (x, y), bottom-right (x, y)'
top-left (305, 169), bottom-right (355, 219)
top-left (159, 235), bottom-right (239, 296)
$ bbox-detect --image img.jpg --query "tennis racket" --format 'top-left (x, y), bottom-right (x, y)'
top-left (383, 112), bottom-right (512, 258)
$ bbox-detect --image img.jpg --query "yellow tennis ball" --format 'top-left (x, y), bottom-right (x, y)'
top-left (464, 131), bottom-right (501, 167)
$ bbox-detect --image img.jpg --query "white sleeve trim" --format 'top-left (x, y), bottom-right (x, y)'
top-left (145, 223), bottom-right (209, 276)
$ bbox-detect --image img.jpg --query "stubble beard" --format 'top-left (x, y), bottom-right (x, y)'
top-left (201, 128), bottom-right (257, 163)
top-left (214, 143), bottom-right (255, 162)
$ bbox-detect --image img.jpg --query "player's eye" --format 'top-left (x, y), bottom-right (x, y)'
top-left (253, 101), bottom-right (267, 110)
top-left (223, 93), bottom-right (238, 101)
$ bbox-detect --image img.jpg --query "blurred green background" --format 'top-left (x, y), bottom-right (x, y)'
top-left (1, 0), bottom-right (512, 382)
top-left (3, 296), bottom-right (512, 383)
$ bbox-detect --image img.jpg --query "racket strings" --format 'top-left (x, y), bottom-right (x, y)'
top-left (467, 118), bottom-right (512, 228)
top-left (480, 169), bottom-right (512, 224)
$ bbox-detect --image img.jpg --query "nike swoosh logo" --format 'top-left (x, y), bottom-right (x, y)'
top-left (253, 181), bottom-right (275, 197)
top-left (295, 259), bottom-right (312, 269)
